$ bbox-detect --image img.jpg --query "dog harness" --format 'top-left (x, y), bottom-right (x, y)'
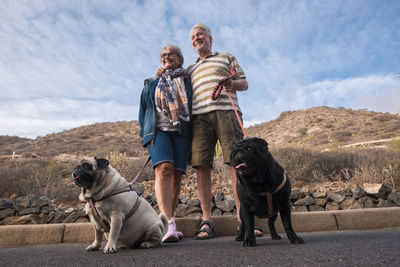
top-left (88, 185), bottom-right (141, 233)
top-left (259, 173), bottom-right (287, 218)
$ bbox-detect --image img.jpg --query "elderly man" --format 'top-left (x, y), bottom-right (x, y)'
top-left (186, 23), bottom-right (259, 239)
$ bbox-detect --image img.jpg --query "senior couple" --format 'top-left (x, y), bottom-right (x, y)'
top-left (139, 23), bottom-right (259, 242)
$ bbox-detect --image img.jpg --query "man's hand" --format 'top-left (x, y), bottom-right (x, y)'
top-left (222, 79), bottom-right (233, 92)
top-left (223, 78), bottom-right (248, 92)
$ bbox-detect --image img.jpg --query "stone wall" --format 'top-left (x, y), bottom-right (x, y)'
top-left (1, 183), bottom-right (399, 225)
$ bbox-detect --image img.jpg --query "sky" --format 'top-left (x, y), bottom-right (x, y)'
top-left (1, 0), bottom-right (399, 139)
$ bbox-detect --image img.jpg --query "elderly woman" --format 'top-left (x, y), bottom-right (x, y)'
top-left (138, 45), bottom-right (192, 243)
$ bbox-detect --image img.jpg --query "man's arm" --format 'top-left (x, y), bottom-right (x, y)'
top-left (223, 78), bottom-right (248, 92)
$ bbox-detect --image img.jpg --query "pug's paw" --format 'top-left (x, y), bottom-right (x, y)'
top-left (103, 244), bottom-right (118, 253)
top-left (86, 242), bottom-right (100, 251)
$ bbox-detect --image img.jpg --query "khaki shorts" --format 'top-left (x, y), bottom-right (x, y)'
top-left (191, 110), bottom-right (244, 167)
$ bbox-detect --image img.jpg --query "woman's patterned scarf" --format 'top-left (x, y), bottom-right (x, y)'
top-left (154, 67), bottom-right (190, 126)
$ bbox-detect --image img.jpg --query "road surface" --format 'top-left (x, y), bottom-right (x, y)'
top-left (1, 229), bottom-right (399, 266)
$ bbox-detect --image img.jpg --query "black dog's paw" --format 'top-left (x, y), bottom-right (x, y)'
top-left (271, 233), bottom-right (282, 240)
top-left (243, 239), bottom-right (256, 247)
top-left (235, 235), bottom-right (244, 241)
top-left (288, 235), bottom-right (305, 244)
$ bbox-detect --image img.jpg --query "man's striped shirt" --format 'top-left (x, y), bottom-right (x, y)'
top-left (186, 52), bottom-right (246, 115)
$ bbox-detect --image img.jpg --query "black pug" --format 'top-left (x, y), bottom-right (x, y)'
top-left (230, 137), bottom-right (304, 246)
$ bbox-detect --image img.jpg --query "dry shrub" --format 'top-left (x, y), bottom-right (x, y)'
top-left (388, 137), bottom-right (400, 151)
top-left (111, 155), bottom-right (154, 183)
top-left (0, 159), bottom-right (77, 201)
top-left (331, 130), bottom-right (352, 142)
top-left (271, 147), bottom-right (400, 190)
top-left (373, 113), bottom-right (393, 122)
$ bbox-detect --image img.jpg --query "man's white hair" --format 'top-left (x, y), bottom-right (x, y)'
top-left (190, 22), bottom-right (212, 37)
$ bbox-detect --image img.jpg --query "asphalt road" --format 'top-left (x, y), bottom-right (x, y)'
top-left (1, 229), bottom-right (399, 267)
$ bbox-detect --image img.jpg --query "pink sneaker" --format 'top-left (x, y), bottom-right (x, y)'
top-left (162, 218), bottom-right (179, 243)
top-left (177, 231), bottom-right (183, 240)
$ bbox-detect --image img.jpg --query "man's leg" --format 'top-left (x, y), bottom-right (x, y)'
top-left (196, 165), bottom-right (213, 238)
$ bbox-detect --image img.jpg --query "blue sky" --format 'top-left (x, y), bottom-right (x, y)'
top-left (1, 0), bottom-right (399, 138)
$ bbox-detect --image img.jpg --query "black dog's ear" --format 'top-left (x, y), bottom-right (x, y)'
top-left (95, 157), bottom-right (109, 169)
top-left (253, 137), bottom-right (269, 151)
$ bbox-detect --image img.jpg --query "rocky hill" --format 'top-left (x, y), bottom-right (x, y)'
top-left (245, 106), bottom-right (400, 150)
top-left (1, 106), bottom-right (400, 212)
top-left (1, 106), bottom-right (399, 158)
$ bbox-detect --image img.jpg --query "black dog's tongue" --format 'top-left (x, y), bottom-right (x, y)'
top-left (235, 163), bottom-right (247, 170)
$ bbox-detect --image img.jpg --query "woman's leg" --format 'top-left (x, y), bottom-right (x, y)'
top-left (172, 170), bottom-right (183, 212)
top-left (154, 162), bottom-right (175, 219)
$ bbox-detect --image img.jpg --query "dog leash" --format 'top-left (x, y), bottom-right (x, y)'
top-left (129, 156), bottom-right (152, 186)
top-left (211, 67), bottom-right (248, 138)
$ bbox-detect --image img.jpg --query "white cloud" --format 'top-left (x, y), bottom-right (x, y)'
top-left (0, 98), bottom-right (139, 138)
top-left (0, 0), bottom-right (399, 138)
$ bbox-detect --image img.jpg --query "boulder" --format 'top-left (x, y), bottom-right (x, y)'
top-left (326, 202), bottom-right (340, 211)
top-left (215, 192), bottom-right (225, 202)
top-left (187, 198), bottom-right (201, 207)
top-left (0, 209), bottom-right (15, 220)
top-left (0, 198), bottom-right (13, 210)
top-left (358, 196), bottom-right (376, 208)
top-left (175, 204), bottom-right (188, 217)
top-left (351, 187), bottom-right (366, 199)
top-left (341, 197), bottom-right (363, 209)
top-left (363, 183), bottom-right (392, 199)
top-left (326, 193), bottom-right (346, 203)
top-left (290, 188), bottom-right (305, 201)
top-left (292, 205), bottom-right (308, 212)
top-left (293, 196), bottom-right (315, 206)
top-left (179, 195), bottom-right (189, 204)
top-left (314, 197), bottom-right (327, 207)
top-left (13, 196), bottom-right (31, 211)
top-left (212, 208), bottom-right (223, 216)
top-left (215, 200), bottom-right (235, 212)
top-left (308, 205), bottom-right (325, 212)
top-left (387, 192), bottom-right (400, 206)
top-left (377, 198), bottom-right (396, 208)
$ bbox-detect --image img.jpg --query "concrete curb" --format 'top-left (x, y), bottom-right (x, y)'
top-left (1, 207), bottom-right (399, 248)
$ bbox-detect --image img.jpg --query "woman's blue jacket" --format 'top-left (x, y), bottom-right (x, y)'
top-left (138, 75), bottom-right (192, 147)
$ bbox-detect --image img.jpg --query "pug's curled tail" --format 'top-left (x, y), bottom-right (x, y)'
top-left (159, 213), bottom-right (169, 235)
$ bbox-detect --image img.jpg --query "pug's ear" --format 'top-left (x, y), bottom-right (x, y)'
top-left (95, 157), bottom-right (109, 169)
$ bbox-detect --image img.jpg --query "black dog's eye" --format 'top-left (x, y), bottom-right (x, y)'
top-left (82, 162), bottom-right (91, 169)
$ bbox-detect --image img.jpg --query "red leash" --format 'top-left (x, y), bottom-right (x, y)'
top-left (211, 67), bottom-right (247, 138)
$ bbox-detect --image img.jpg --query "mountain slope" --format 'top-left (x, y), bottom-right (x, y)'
top-left (1, 106), bottom-right (399, 157)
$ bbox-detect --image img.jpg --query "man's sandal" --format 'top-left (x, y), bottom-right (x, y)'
top-left (194, 220), bottom-right (216, 240)
top-left (237, 221), bottom-right (264, 237)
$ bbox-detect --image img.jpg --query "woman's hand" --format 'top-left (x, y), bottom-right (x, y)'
top-left (156, 67), bottom-right (165, 77)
